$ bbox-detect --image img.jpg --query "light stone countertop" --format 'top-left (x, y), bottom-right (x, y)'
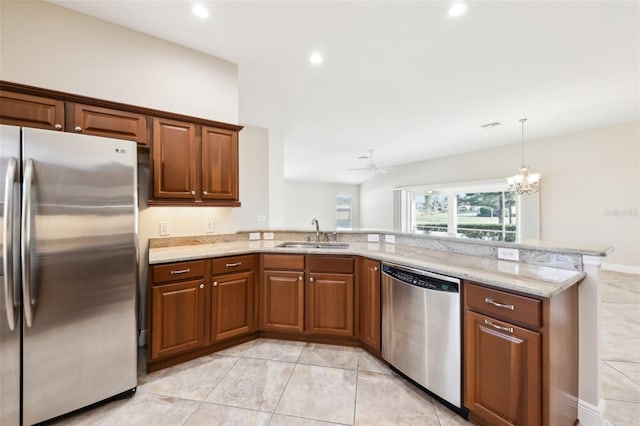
top-left (148, 240), bottom-right (586, 298)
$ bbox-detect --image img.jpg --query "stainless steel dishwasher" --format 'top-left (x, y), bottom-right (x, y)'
top-left (381, 262), bottom-right (462, 410)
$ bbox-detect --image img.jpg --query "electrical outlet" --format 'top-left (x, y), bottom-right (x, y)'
top-left (205, 219), bottom-right (215, 233)
top-left (385, 234), bottom-right (395, 244)
top-left (159, 222), bottom-right (170, 236)
top-left (367, 234), bottom-right (380, 242)
top-left (498, 247), bottom-right (520, 261)
top-left (249, 232), bottom-right (261, 241)
top-left (263, 232), bottom-right (274, 240)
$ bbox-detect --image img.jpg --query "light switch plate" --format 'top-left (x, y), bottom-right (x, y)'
top-left (367, 234), bottom-right (380, 242)
top-left (160, 222), bottom-right (170, 236)
top-left (249, 232), bottom-right (261, 241)
top-left (498, 247), bottom-right (520, 261)
top-left (263, 232), bottom-right (274, 240)
top-left (385, 234), bottom-right (395, 244)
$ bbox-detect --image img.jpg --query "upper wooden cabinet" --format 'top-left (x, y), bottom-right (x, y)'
top-left (0, 91), bottom-right (65, 131)
top-left (1, 81), bottom-right (243, 207)
top-left (152, 117), bottom-right (197, 199)
top-left (150, 118), bottom-right (241, 206)
top-left (202, 126), bottom-right (238, 201)
top-left (72, 103), bottom-right (148, 145)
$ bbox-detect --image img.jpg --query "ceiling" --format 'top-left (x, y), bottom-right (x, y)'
top-left (51, 0), bottom-right (639, 184)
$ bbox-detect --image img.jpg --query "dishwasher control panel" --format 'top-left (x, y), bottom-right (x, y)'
top-left (381, 264), bottom-right (459, 293)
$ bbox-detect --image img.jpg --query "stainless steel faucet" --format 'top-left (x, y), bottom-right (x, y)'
top-left (311, 218), bottom-right (320, 243)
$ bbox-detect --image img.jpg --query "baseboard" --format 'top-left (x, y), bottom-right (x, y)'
top-left (578, 398), bottom-right (606, 426)
top-left (601, 262), bottom-right (640, 275)
top-left (138, 329), bottom-right (148, 347)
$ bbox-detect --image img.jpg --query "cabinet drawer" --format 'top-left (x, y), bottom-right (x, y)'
top-left (263, 254), bottom-right (305, 270)
top-left (308, 255), bottom-right (354, 274)
top-left (153, 260), bottom-right (206, 284)
top-left (465, 283), bottom-right (541, 328)
top-left (211, 255), bottom-right (254, 274)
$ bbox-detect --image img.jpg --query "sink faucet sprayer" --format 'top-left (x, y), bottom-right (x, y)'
top-left (311, 218), bottom-right (320, 243)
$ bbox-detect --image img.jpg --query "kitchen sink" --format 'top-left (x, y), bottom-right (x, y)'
top-left (276, 242), bottom-right (350, 249)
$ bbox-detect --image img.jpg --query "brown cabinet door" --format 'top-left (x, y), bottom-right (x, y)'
top-left (151, 279), bottom-right (205, 360)
top-left (201, 126), bottom-right (238, 201)
top-left (261, 270), bottom-right (304, 333)
top-left (152, 118), bottom-right (197, 199)
top-left (464, 310), bottom-right (541, 426)
top-left (358, 259), bottom-right (381, 351)
top-left (211, 271), bottom-right (254, 342)
top-left (0, 91), bottom-right (64, 130)
top-left (307, 273), bottom-right (354, 337)
top-left (73, 103), bottom-right (148, 145)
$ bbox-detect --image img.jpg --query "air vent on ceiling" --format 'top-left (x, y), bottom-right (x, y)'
top-left (480, 121), bottom-right (502, 129)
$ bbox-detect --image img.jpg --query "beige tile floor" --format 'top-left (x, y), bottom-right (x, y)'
top-left (52, 338), bottom-right (469, 426)
top-left (50, 270), bottom-right (638, 426)
top-left (601, 271), bottom-right (640, 426)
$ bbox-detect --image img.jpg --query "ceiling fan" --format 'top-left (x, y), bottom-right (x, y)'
top-left (349, 150), bottom-right (392, 174)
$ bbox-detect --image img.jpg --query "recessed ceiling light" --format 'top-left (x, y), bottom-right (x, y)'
top-left (309, 52), bottom-right (323, 65)
top-left (192, 4), bottom-right (209, 19)
top-left (448, 2), bottom-right (468, 18)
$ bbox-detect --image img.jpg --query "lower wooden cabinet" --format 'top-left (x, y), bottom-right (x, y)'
top-left (306, 272), bottom-right (354, 337)
top-left (464, 281), bottom-right (578, 426)
top-left (358, 258), bottom-right (381, 351)
top-left (262, 270), bottom-right (305, 333)
top-left (464, 310), bottom-right (541, 426)
top-left (151, 279), bottom-right (205, 360)
top-left (211, 270), bottom-right (255, 342)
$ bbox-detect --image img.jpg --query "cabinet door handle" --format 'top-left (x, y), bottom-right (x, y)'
top-left (203, 191), bottom-right (208, 195)
top-left (199, 284), bottom-right (204, 289)
top-left (484, 297), bottom-right (515, 311)
top-left (484, 319), bottom-right (513, 334)
top-left (190, 190), bottom-right (196, 195)
top-left (310, 277), bottom-right (314, 282)
top-left (225, 262), bottom-right (241, 267)
top-left (213, 281), bottom-right (218, 287)
top-left (299, 276), bottom-right (303, 281)
top-left (374, 266), bottom-right (378, 271)
top-left (54, 124), bottom-right (62, 130)
top-left (74, 126), bottom-right (82, 132)
top-left (170, 268), bottom-right (190, 275)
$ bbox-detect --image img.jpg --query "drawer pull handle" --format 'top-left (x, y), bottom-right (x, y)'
top-left (484, 319), bottom-right (513, 334)
top-left (170, 268), bottom-right (190, 275)
top-left (225, 262), bottom-right (242, 267)
top-left (485, 297), bottom-right (515, 311)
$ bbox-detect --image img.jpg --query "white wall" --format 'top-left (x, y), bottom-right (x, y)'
top-left (0, 1), bottom-right (271, 335)
top-left (0, 1), bottom-right (238, 123)
top-left (283, 180), bottom-right (360, 230)
top-left (360, 121), bottom-right (640, 269)
top-left (268, 130), bottom-right (286, 227)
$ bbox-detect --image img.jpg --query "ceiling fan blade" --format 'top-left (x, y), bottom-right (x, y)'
top-left (348, 167), bottom-right (370, 171)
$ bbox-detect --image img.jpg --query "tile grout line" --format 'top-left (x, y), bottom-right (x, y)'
top-left (267, 342), bottom-right (308, 424)
top-left (604, 360), bottom-right (640, 387)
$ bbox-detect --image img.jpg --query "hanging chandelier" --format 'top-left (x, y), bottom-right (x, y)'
top-left (507, 118), bottom-right (540, 194)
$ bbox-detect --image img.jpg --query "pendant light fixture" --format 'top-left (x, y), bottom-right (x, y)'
top-left (507, 118), bottom-right (540, 194)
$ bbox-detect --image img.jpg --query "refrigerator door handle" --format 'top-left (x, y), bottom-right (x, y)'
top-left (21, 158), bottom-right (35, 327)
top-left (3, 157), bottom-right (18, 331)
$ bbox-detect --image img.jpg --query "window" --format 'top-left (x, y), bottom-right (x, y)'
top-left (336, 194), bottom-right (353, 230)
top-left (456, 191), bottom-right (517, 242)
top-left (394, 180), bottom-right (538, 242)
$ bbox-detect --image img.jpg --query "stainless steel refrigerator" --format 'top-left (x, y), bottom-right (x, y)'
top-left (0, 125), bottom-right (138, 425)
